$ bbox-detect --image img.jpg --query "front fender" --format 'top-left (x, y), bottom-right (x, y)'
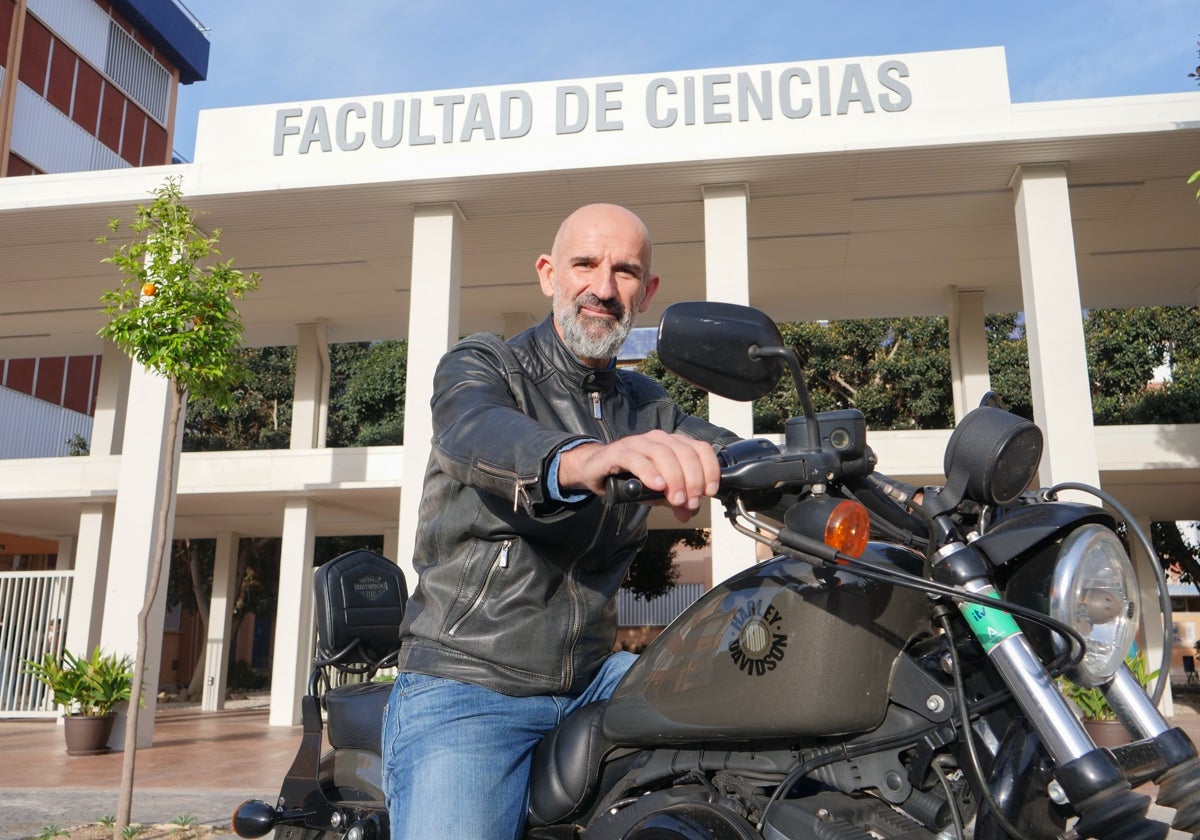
top-left (972, 502), bottom-right (1114, 569)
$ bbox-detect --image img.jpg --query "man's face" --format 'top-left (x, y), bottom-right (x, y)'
top-left (536, 206), bottom-right (660, 366)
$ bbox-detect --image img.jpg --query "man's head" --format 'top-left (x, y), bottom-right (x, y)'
top-left (536, 204), bottom-right (661, 367)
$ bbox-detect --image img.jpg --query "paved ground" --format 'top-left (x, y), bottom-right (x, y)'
top-left (0, 790), bottom-right (270, 839)
top-left (4, 693), bottom-right (1200, 838)
top-left (0, 698), bottom-right (289, 839)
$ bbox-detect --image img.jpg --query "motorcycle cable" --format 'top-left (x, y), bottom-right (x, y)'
top-left (931, 754), bottom-right (967, 840)
top-left (754, 499), bottom-right (1087, 671)
top-left (841, 478), bottom-right (1088, 672)
top-left (936, 609), bottom-right (1034, 840)
top-left (755, 720), bottom-right (942, 833)
top-left (831, 552), bottom-right (1088, 674)
top-left (1044, 482), bottom-right (1172, 707)
top-left (843, 475), bottom-right (931, 551)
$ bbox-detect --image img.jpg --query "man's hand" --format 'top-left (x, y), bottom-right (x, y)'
top-left (557, 430), bottom-right (721, 522)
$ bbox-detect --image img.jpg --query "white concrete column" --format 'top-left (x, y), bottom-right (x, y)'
top-left (202, 531), bottom-right (238, 712)
top-left (89, 345), bottom-right (130, 456)
top-left (397, 204), bottom-right (464, 586)
top-left (102, 365), bottom-right (182, 748)
top-left (291, 321), bottom-right (330, 449)
top-left (948, 288), bottom-right (992, 421)
top-left (503, 312), bottom-right (536, 339)
top-left (269, 498), bottom-right (317, 726)
top-left (702, 184), bottom-right (757, 586)
top-left (53, 534), bottom-right (74, 572)
top-left (63, 502), bottom-right (113, 657)
top-left (382, 527), bottom-right (399, 567)
top-left (1010, 163), bottom-right (1099, 491)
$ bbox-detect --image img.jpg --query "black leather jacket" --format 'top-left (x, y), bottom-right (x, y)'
top-left (396, 316), bottom-right (737, 696)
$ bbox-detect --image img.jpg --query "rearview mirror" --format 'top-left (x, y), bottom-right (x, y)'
top-left (657, 301), bottom-right (785, 401)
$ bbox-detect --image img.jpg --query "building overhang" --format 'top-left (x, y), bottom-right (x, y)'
top-left (111, 0), bottom-right (210, 84)
top-left (0, 48), bottom-right (1195, 360)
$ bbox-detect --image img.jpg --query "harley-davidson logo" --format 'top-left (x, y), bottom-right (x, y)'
top-left (728, 599), bottom-right (787, 676)
top-left (353, 573), bottom-right (389, 601)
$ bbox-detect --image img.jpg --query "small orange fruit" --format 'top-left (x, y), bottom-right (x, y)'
top-left (141, 282), bottom-right (157, 297)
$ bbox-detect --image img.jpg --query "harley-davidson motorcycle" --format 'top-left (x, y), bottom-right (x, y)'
top-left (233, 301), bottom-right (1200, 840)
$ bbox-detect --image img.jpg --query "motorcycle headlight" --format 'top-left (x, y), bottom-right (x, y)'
top-left (1049, 524), bottom-right (1139, 686)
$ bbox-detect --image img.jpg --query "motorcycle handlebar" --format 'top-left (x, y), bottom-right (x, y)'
top-left (606, 475), bottom-right (665, 504)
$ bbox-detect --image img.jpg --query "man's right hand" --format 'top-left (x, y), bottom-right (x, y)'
top-left (556, 430), bottom-right (721, 522)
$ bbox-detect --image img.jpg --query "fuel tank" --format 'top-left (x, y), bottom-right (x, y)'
top-left (603, 543), bottom-right (929, 744)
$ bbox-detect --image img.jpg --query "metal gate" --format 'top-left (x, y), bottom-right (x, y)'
top-left (0, 571), bottom-right (73, 718)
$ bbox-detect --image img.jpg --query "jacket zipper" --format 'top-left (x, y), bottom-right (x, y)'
top-left (562, 385), bottom-right (621, 690)
top-left (475, 461), bottom-right (539, 513)
top-left (446, 539), bottom-right (512, 637)
top-left (589, 388), bottom-right (628, 535)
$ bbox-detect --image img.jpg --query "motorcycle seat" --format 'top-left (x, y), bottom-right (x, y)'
top-left (325, 680), bottom-right (391, 753)
top-left (527, 700), bottom-right (612, 827)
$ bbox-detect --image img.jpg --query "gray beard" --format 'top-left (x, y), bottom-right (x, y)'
top-left (555, 296), bottom-right (636, 362)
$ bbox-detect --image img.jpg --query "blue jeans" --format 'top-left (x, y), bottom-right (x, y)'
top-left (381, 651), bottom-right (635, 840)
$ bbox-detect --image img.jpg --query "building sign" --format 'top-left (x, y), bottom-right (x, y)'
top-left (272, 60), bottom-right (914, 156)
top-left (193, 47), bottom-right (1010, 178)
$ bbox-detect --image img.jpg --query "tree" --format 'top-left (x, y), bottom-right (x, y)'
top-left (327, 340), bottom-right (408, 446)
top-left (984, 313), bottom-right (1032, 418)
top-left (166, 536), bottom-right (282, 700)
top-left (636, 352), bottom-right (709, 420)
top-left (625, 529), bottom-right (709, 600)
top-left (184, 346), bottom-right (295, 451)
top-left (735, 317), bottom-right (955, 433)
top-left (1085, 306), bottom-right (1200, 425)
top-left (1152, 521), bottom-right (1200, 585)
top-left (97, 176), bottom-right (258, 837)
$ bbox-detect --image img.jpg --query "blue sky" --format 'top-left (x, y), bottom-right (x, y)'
top-left (173, 0), bottom-right (1197, 160)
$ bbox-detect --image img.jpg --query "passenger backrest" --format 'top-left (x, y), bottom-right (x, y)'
top-left (313, 550), bottom-right (407, 664)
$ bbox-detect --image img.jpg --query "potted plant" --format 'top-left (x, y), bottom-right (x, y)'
top-left (23, 646), bottom-right (135, 755)
top-left (1060, 651), bottom-right (1158, 749)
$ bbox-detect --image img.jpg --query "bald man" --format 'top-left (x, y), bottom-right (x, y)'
top-left (382, 204), bottom-right (737, 839)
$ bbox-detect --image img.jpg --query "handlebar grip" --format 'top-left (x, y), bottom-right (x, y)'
top-left (606, 475), bottom-right (666, 504)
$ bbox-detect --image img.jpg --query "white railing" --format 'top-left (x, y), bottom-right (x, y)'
top-left (105, 19), bottom-right (170, 124)
top-left (0, 571), bottom-right (72, 718)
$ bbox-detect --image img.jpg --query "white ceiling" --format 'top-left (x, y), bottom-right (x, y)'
top-left (2, 124), bottom-right (1198, 362)
top-left (1, 94), bottom-right (1198, 542)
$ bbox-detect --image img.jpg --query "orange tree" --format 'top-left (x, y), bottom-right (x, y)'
top-left (97, 175), bottom-right (259, 836)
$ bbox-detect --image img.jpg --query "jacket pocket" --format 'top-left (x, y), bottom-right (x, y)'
top-left (445, 539), bottom-right (513, 637)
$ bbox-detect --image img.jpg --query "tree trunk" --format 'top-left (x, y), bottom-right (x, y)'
top-left (185, 540), bottom-right (210, 701)
top-left (114, 383), bottom-right (186, 838)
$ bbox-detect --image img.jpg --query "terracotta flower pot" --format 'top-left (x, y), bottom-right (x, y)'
top-left (63, 713), bottom-right (116, 756)
top-left (1083, 718), bottom-right (1131, 750)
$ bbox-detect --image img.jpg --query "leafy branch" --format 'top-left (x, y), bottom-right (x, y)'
top-left (96, 176), bottom-right (259, 838)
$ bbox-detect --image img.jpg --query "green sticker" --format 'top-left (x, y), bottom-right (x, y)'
top-left (959, 593), bottom-right (1022, 653)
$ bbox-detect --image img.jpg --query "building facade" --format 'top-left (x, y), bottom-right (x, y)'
top-left (0, 45), bottom-right (1198, 744)
top-left (0, 0), bottom-right (207, 452)
top-left (0, 0), bottom-right (207, 716)
top-left (0, 0), bottom-right (207, 175)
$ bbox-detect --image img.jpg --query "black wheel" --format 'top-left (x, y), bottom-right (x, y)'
top-left (622, 802), bottom-right (759, 839)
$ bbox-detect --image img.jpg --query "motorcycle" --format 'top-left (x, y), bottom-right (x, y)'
top-left (233, 300), bottom-right (1200, 840)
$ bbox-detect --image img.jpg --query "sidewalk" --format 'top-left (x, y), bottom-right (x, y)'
top-left (0, 701), bottom-right (296, 839)
top-left (2, 696), bottom-right (1200, 839)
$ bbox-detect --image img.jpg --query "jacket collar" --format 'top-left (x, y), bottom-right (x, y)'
top-left (534, 315), bottom-right (617, 393)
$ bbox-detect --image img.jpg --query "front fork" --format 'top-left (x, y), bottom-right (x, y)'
top-left (933, 540), bottom-right (1200, 840)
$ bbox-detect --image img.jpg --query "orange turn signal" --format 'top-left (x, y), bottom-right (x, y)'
top-left (784, 496), bottom-right (871, 559)
top-left (822, 499), bottom-right (871, 558)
